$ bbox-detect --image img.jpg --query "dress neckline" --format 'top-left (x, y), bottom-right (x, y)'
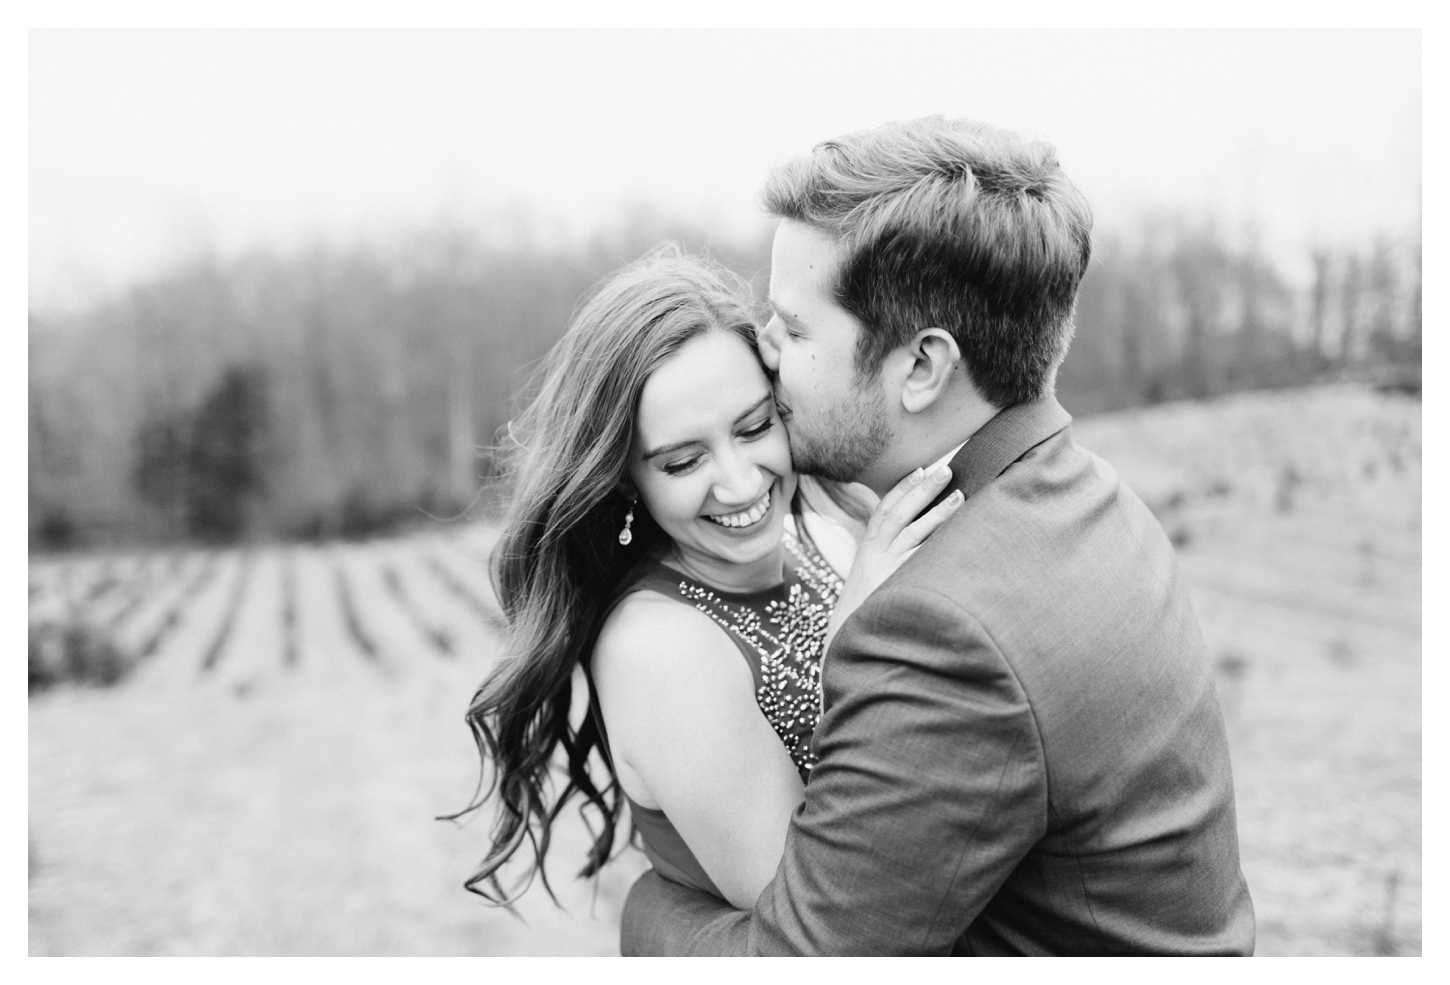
top-left (650, 556), bottom-right (788, 603)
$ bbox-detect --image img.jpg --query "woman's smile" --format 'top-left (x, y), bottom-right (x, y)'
top-left (703, 486), bottom-right (773, 530)
top-left (629, 329), bottom-right (798, 592)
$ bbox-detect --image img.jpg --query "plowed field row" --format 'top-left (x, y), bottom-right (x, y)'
top-left (30, 535), bottom-right (509, 691)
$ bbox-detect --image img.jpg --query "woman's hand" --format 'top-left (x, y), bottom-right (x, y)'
top-left (824, 464), bottom-right (963, 655)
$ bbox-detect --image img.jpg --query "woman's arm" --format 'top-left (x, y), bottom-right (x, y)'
top-left (592, 592), bottom-right (805, 909)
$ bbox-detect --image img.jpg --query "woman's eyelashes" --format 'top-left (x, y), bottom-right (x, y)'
top-left (659, 418), bottom-right (775, 477)
top-left (662, 456), bottom-right (701, 477)
top-left (739, 418), bottom-right (774, 440)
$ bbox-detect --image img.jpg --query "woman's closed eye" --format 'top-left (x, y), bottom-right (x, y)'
top-left (738, 418), bottom-right (774, 440)
top-left (659, 421), bottom-right (771, 477)
top-left (662, 455), bottom-right (702, 477)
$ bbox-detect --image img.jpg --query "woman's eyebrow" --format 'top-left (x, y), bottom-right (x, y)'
top-left (640, 395), bottom-right (772, 461)
top-left (640, 437), bottom-right (700, 461)
top-left (732, 394), bottom-right (772, 425)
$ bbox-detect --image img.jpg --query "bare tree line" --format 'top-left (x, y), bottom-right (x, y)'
top-left (28, 210), bottom-right (1420, 550)
top-left (1059, 217), bottom-right (1420, 414)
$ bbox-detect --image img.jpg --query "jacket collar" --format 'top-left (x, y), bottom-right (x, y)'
top-left (942, 395), bottom-right (1073, 503)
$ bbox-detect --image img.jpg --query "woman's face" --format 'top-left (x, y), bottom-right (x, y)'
top-left (628, 329), bottom-right (797, 590)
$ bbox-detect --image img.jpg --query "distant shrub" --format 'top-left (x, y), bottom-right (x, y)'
top-left (32, 510), bottom-right (77, 551)
top-left (28, 620), bottom-right (137, 694)
top-left (132, 365), bottom-right (271, 544)
top-left (1275, 463), bottom-right (1302, 512)
top-left (186, 367), bottom-right (271, 541)
top-left (1370, 363), bottom-right (1421, 397)
top-left (288, 487), bottom-right (474, 542)
top-left (1215, 650), bottom-right (1250, 681)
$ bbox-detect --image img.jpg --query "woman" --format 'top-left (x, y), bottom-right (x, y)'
top-left (455, 246), bottom-right (959, 909)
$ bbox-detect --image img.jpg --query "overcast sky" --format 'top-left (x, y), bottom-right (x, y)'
top-left (29, 29), bottom-right (1421, 311)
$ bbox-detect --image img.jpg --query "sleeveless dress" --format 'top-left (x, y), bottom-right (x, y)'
top-left (589, 520), bottom-right (843, 899)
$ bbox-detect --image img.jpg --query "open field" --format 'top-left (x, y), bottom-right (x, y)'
top-left (29, 382), bottom-right (1420, 955)
top-left (1073, 384), bottom-right (1421, 956)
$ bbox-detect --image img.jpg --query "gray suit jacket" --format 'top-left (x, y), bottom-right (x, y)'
top-left (621, 398), bottom-right (1256, 955)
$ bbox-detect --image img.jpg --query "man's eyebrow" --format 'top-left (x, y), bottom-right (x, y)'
top-left (766, 297), bottom-right (804, 326)
top-left (640, 395), bottom-right (772, 461)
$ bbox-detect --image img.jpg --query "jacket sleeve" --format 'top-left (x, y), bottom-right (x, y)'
top-left (620, 869), bottom-right (749, 956)
top-left (620, 583), bottom-right (1049, 955)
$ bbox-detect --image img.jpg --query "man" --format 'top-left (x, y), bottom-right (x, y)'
top-left (620, 116), bottom-right (1256, 956)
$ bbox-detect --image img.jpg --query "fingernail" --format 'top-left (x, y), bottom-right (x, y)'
top-left (933, 464), bottom-right (951, 482)
top-left (946, 490), bottom-right (964, 507)
top-left (910, 467), bottom-right (925, 484)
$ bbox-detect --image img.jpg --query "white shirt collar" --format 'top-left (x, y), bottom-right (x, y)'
top-left (927, 439), bottom-right (968, 475)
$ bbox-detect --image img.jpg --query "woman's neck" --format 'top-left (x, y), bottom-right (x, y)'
top-left (664, 543), bottom-right (785, 595)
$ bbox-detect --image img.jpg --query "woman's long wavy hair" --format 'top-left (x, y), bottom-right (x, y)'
top-left (451, 245), bottom-right (762, 904)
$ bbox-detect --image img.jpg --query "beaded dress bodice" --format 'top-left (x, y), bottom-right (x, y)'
top-left (588, 520), bottom-right (842, 899)
top-left (625, 523), bottom-right (841, 779)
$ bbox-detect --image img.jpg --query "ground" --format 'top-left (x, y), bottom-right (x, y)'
top-left (28, 382), bottom-right (1421, 955)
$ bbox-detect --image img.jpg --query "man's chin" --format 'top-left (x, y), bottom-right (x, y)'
top-left (789, 440), bottom-right (864, 485)
top-left (790, 421), bottom-right (892, 485)
top-left (806, 463), bottom-right (867, 485)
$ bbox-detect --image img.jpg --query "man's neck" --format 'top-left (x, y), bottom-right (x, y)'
top-left (862, 405), bottom-right (1000, 497)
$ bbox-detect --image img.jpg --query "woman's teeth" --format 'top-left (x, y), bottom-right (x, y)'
top-left (706, 490), bottom-right (771, 528)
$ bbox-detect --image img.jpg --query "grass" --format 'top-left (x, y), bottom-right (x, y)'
top-left (28, 382), bottom-right (1420, 955)
top-left (1074, 383), bottom-right (1421, 956)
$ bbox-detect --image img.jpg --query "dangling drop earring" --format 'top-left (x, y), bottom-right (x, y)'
top-left (618, 505), bottom-right (635, 546)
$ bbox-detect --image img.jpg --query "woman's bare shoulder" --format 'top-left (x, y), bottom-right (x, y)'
top-left (592, 588), bottom-right (738, 687)
top-left (591, 586), bottom-right (763, 807)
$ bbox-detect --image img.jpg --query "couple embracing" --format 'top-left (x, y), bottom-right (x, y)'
top-left (457, 115), bottom-right (1256, 956)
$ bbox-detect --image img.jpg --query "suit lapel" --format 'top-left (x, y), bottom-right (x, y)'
top-left (941, 397), bottom-right (1073, 504)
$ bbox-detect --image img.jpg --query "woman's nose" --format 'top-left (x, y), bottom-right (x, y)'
top-left (713, 453), bottom-right (764, 506)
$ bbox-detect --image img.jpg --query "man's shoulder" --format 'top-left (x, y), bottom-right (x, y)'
top-left (871, 427), bottom-right (1184, 665)
top-left (908, 427), bottom-right (1137, 578)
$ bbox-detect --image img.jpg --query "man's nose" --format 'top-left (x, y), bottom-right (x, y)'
top-left (757, 318), bottom-right (782, 372)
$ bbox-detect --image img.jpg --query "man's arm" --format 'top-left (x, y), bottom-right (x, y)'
top-left (621, 871), bottom-right (749, 956)
top-left (621, 582), bottom-right (1048, 955)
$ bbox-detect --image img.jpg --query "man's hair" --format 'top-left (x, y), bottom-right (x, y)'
top-left (762, 115), bottom-right (1093, 407)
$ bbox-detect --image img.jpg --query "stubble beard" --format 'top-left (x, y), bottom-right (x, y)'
top-left (784, 384), bottom-right (892, 485)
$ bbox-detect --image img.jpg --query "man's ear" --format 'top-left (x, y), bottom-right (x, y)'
top-left (900, 328), bottom-right (961, 414)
